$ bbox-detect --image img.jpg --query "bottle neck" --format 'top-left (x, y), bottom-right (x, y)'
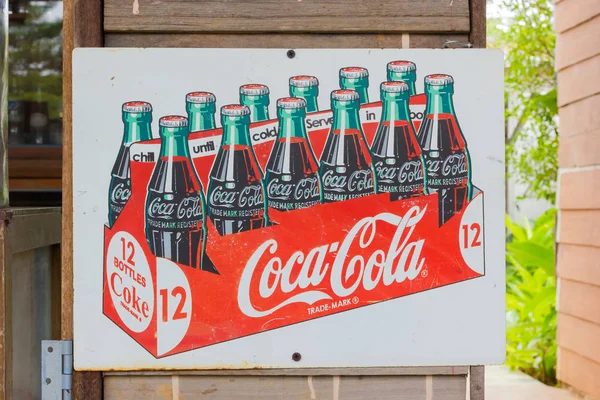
top-left (332, 103), bottom-right (362, 132)
top-left (424, 89), bottom-right (456, 116)
top-left (389, 71), bottom-right (417, 96)
top-left (221, 115), bottom-right (252, 147)
top-left (425, 85), bottom-right (455, 115)
top-left (241, 95), bottom-right (270, 122)
top-left (381, 93), bottom-right (412, 125)
top-left (290, 87), bottom-right (319, 113)
top-left (187, 103), bottom-right (216, 132)
top-left (277, 109), bottom-right (308, 139)
top-left (340, 78), bottom-right (369, 104)
top-left (248, 105), bottom-right (269, 122)
top-left (159, 127), bottom-right (190, 159)
top-left (122, 113), bottom-right (152, 144)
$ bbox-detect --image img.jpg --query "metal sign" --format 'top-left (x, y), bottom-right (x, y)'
top-left (72, 48), bottom-right (505, 370)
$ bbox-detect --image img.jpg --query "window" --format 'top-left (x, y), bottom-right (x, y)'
top-left (8, 0), bottom-right (63, 205)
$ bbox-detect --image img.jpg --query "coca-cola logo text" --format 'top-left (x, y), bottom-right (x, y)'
top-left (147, 196), bottom-right (201, 220)
top-left (237, 206), bottom-right (426, 317)
top-left (426, 154), bottom-right (467, 177)
top-left (111, 183), bottom-right (131, 204)
top-left (210, 185), bottom-right (264, 209)
top-left (323, 169), bottom-right (373, 193)
top-left (374, 161), bottom-right (397, 182)
top-left (267, 177), bottom-right (319, 201)
top-left (399, 161), bottom-right (424, 183)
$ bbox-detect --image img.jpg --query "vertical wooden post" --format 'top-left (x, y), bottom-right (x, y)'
top-left (63, 0), bottom-right (103, 398)
top-left (0, 0), bottom-right (8, 207)
top-left (470, 365), bottom-right (485, 400)
top-left (0, 219), bottom-right (12, 400)
top-left (469, 2), bottom-right (486, 397)
top-left (469, 0), bottom-right (487, 48)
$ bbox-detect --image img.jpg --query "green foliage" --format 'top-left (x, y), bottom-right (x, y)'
top-left (488, 0), bottom-right (558, 203)
top-left (9, 2), bottom-right (63, 119)
top-left (505, 209), bottom-right (557, 385)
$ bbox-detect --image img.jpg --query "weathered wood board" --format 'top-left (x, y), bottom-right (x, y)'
top-left (104, 0), bottom-right (470, 33)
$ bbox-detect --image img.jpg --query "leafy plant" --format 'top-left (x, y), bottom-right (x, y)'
top-left (488, 0), bottom-right (558, 203)
top-left (9, 1), bottom-right (63, 119)
top-left (505, 208), bottom-right (557, 385)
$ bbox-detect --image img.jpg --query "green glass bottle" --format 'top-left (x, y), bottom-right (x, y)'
top-left (108, 101), bottom-right (153, 227)
top-left (207, 105), bottom-right (268, 235)
top-left (239, 84), bottom-right (270, 123)
top-left (264, 97), bottom-right (321, 211)
top-left (289, 75), bottom-right (319, 113)
top-left (371, 81), bottom-right (426, 200)
top-left (418, 74), bottom-right (473, 225)
top-left (387, 61), bottom-right (417, 96)
top-left (319, 90), bottom-right (376, 203)
top-left (186, 91), bottom-right (217, 132)
top-left (145, 116), bottom-right (209, 270)
top-left (339, 67), bottom-right (370, 104)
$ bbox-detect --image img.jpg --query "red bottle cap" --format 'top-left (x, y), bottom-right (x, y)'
top-left (331, 89), bottom-right (360, 101)
top-left (381, 81), bottom-right (409, 93)
top-left (289, 75), bottom-right (319, 87)
top-left (159, 115), bottom-right (188, 128)
top-left (387, 61), bottom-right (416, 72)
top-left (186, 92), bottom-right (216, 104)
top-left (277, 97), bottom-right (306, 109)
top-left (240, 84), bottom-right (269, 95)
top-left (221, 104), bottom-right (251, 116)
top-left (122, 101), bottom-right (152, 113)
top-left (425, 74), bottom-right (454, 86)
top-left (340, 67), bottom-right (369, 78)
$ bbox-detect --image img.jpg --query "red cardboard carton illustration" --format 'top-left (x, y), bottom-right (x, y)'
top-left (103, 65), bottom-right (485, 358)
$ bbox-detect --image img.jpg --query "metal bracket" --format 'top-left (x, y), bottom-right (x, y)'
top-left (42, 340), bottom-right (73, 400)
top-left (443, 40), bottom-right (474, 48)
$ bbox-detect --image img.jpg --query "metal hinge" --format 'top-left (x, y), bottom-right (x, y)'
top-left (42, 340), bottom-right (73, 400)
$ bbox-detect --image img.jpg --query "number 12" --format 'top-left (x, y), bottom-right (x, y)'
top-left (462, 223), bottom-right (482, 248)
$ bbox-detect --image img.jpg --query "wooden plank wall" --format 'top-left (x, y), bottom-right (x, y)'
top-left (63, 0), bottom-right (486, 398)
top-left (555, 0), bottom-right (600, 398)
top-left (103, 369), bottom-right (469, 400)
top-left (7, 148), bottom-right (62, 191)
top-left (102, 0), bottom-right (484, 49)
top-left (0, 208), bottom-right (62, 400)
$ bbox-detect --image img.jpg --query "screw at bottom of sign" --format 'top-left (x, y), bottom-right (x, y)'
top-left (46, 378), bottom-right (51, 385)
top-left (292, 352), bottom-right (302, 362)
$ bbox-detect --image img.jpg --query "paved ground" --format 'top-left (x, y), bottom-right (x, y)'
top-left (486, 366), bottom-right (582, 400)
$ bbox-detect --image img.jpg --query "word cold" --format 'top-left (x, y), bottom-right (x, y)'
top-left (237, 205), bottom-right (427, 318)
top-left (145, 116), bottom-right (209, 270)
top-left (108, 101), bottom-right (153, 227)
top-left (264, 97), bottom-right (321, 211)
top-left (418, 74), bottom-right (472, 225)
top-left (207, 105), bottom-right (268, 235)
top-left (319, 90), bottom-right (376, 203)
top-left (371, 81), bottom-right (427, 200)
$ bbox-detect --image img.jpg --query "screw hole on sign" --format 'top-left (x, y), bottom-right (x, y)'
top-left (287, 49), bottom-right (296, 59)
top-left (47, 347), bottom-right (53, 353)
top-left (292, 352), bottom-right (302, 362)
top-left (46, 378), bottom-right (51, 385)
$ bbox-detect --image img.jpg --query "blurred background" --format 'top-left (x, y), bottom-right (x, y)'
top-left (6, 0), bottom-right (62, 206)
top-left (3, 0), bottom-right (599, 398)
